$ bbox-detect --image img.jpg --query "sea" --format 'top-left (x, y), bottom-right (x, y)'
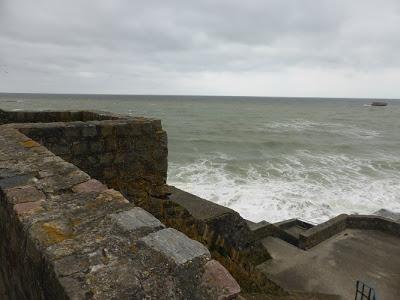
top-left (1, 93), bottom-right (399, 224)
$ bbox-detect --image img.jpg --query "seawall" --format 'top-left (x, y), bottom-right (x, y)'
top-left (3, 109), bottom-right (397, 299)
top-left (0, 109), bottom-right (242, 299)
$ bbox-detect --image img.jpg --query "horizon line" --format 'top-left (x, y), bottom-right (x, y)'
top-left (0, 92), bottom-right (399, 101)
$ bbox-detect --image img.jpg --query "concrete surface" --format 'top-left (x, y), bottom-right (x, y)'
top-left (258, 229), bottom-right (400, 300)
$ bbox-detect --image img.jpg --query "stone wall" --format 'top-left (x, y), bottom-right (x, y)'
top-left (298, 214), bottom-right (400, 250)
top-left (347, 215), bottom-right (400, 237)
top-left (0, 110), bottom-right (240, 299)
top-left (4, 109), bottom-right (397, 298)
top-left (298, 214), bottom-right (348, 250)
top-left (142, 187), bottom-right (283, 295)
top-left (2, 109), bottom-right (168, 201)
top-left (0, 110), bottom-right (121, 123)
top-left (0, 109), bottom-right (284, 296)
top-left (247, 221), bottom-right (300, 247)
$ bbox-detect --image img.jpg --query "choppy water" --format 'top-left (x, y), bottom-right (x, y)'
top-left (1, 93), bottom-right (400, 223)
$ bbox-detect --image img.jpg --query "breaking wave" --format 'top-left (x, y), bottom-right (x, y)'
top-left (168, 151), bottom-right (400, 224)
top-left (258, 119), bottom-right (381, 139)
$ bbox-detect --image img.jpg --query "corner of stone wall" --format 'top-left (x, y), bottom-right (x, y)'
top-left (142, 186), bottom-right (285, 295)
top-left (0, 110), bottom-right (241, 300)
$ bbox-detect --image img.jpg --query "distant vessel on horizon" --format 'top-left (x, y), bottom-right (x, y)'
top-left (370, 101), bottom-right (388, 106)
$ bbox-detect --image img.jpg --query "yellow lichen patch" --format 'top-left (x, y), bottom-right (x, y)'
top-left (101, 189), bottom-right (128, 203)
top-left (70, 218), bottom-right (82, 227)
top-left (95, 235), bottom-right (105, 243)
top-left (130, 243), bottom-right (138, 253)
top-left (86, 197), bottom-right (107, 209)
top-left (42, 222), bottom-right (74, 244)
top-left (21, 140), bottom-right (40, 148)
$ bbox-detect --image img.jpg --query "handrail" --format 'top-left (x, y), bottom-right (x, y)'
top-left (355, 280), bottom-right (377, 300)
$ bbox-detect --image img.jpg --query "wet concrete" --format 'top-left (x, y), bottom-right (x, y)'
top-left (258, 229), bottom-right (400, 300)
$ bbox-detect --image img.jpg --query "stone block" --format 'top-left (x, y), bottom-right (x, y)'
top-left (5, 185), bottom-right (46, 204)
top-left (0, 174), bottom-right (34, 189)
top-left (81, 125), bottom-right (97, 137)
top-left (50, 143), bottom-right (70, 155)
top-left (114, 152), bottom-right (126, 164)
top-left (110, 207), bottom-right (164, 232)
top-left (14, 200), bottom-right (44, 215)
top-left (100, 124), bottom-right (114, 136)
top-left (38, 171), bottom-right (90, 193)
top-left (99, 152), bottom-right (114, 165)
top-left (128, 123), bottom-right (141, 136)
top-left (72, 179), bottom-right (107, 194)
top-left (89, 140), bottom-right (104, 153)
top-left (103, 167), bottom-right (117, 179)
top-left (114, 123), bottom-right (132, 136)
top-left (64, 125), bottom-right (82, 137)
top-left (57, 277), bottom-right (91, 300)
top-left (71, 142), bottom-right (88, 155)
top-left (202, 260), bottom-right (241, 300)
top-left (116, 137), bottom-right (131, 151)
top-left (140, 228), bottom-right (211, 265)
top-left (104, 136), bottom-right (117, 151)
top-left (38, 170), bottom-right (54, 178)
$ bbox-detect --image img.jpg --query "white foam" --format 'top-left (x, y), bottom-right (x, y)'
top-left (168, 151), bottom-right (400, 224)
top-left (259, 119), bottom-right (380, 139)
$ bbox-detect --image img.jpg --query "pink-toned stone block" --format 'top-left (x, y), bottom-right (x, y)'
top-left (72, 179), bottom-right (107, 193)
top-left (202, 260), bottom-right (241, 300)
top-left (6, 185), bottom-right (46, 204)
top-left (14, 200), bottom-right (44, 215)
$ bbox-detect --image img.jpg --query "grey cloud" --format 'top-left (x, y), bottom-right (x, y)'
top-left (0, 0), bottom-right (399, 96)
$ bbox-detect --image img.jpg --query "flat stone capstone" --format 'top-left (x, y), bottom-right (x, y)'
top-left (110, 207), bottom-right (165, 232)
top-left (140, 228), bottom-right (211, 265)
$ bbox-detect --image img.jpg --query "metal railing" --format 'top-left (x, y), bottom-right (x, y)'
top-left (355, 280), bottom-right (377, 300)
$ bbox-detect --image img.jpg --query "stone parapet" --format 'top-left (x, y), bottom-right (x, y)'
top-left (347, 214), bottom-right (400, 237)
top-left (298, 214), bottom-right (348, 250)
top-left (298, 214), bottom-right (400, 250)
top-left (1, 109), bottom-right (168, 201)
top-left (141, 187), bottom-right (284, 295)
top-left (0, 110), bottom-right (240, 300)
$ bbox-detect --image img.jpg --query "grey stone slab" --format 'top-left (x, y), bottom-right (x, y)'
top-left (168, 186), bottom-right (236, 221)
top-left (110, 207), bottom-right (164, 232)
top-left (0, 169), bottom-right (22, 179)
top-left (0, 174), bottom-right (34, 189)
top-left (140, 228), bottom-right (211, 265)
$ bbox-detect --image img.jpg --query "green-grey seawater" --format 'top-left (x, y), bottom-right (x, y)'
top-left (1, 93), bottom-right (399, 223)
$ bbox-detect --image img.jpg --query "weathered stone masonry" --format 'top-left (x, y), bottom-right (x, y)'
top-left (1, 110), bottom-right (169, 201)
top-left (3, 109), bottom-right (398, 299)
top-left (0, 109), bottom-right (284, 298)
top-left (0, 109), bottom-right (240, 300)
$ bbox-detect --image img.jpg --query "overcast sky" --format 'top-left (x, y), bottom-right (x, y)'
top-left (0, 1), bottom-right (399, 98)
